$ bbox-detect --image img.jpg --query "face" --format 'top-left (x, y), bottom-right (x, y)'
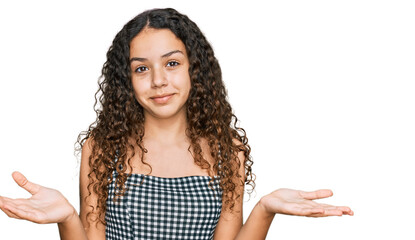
top-left (129, 28), bottom-right (191, 120)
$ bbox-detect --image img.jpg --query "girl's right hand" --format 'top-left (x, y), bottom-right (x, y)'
top-left (0, 171), bottom-right (76, 224)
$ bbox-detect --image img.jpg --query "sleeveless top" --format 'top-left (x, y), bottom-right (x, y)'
top-left (105, 173), bottom-right (223, 240)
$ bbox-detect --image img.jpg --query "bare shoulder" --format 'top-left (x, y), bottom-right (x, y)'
top-left (80, 137), bottom-right (99, 170)
top-left (79, 137), bottom-right (106, 238)
top-left (79, 137), bottom-right (95, 200)
top-left (81, 138), bottom-right (94, 158)
top-left (212, 138), bottom-right (246, 239)
top-left (232, 138), bottom-right (247, 176)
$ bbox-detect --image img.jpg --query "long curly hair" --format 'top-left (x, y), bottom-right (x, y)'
top-left (76, 8), bottom-right (255, 225)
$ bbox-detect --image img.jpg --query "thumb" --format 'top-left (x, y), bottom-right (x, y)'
top-left (12, 171), bottom-right (40, 195)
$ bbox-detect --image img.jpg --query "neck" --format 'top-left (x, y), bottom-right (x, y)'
top-left (143, 112), bottom-right (188, 144)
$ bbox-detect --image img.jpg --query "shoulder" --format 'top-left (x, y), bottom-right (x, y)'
top-left (212, 139), bottom-right (246, 239)
top-left (80, 138), bottom-right (94, 167)
top-left (82, 137), bottom-right (95, 155)
top-left (80, 138), bottom-right (94, 180)
top-left (80, 137), bottom-right (101, 175)
top-left (232, 138), bottom-right (247, 176)
top-left (79, 137), bottom-right (106, 238)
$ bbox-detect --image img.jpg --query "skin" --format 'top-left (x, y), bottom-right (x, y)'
top-left (0, 28), bottom-right (353, 240)
top-left (127, 28), bottom-right (210, 177)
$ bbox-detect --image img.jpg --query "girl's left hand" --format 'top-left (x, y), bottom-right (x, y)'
top-left (259, 188), bottom-right (354, 217)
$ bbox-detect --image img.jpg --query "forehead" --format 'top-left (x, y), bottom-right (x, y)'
top-left (129, 28), bottom-right (187, 58)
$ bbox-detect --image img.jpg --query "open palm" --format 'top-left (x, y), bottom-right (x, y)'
top-left (260, 188), bottom-right (353, 217)
top-left (0, 172), bottom-right (75, 224)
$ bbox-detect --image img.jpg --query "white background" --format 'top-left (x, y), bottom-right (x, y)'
top-left (0, 0), bottom-right (414, 239)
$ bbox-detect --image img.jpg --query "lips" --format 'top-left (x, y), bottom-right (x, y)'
top-left (150, 93), bottom-right (175, 104)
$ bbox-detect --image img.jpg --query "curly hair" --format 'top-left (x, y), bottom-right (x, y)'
top-left (76, 8), bottom-right (255, 225)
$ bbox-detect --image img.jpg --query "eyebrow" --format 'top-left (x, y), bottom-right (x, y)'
top-left (130, 50), bottom-right (184, 63)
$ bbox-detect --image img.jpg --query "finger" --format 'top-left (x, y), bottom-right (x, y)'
top-left (319, 204), bottom-right (353, 215)
top-left (2, 208), bottom-right (21, 219)
top-left (12, 171), bottom-right (40, 195)
top-left (328, 208), bottom-right (345, 216)
top-left (336, 206), bottom-right (354, 215)
top-left (315, 203), bottom-right (341, 210)
top-left (0, 196), bottom-right (45, 221)
top-left (293, 207), bottom-right (324, 216)
top-left (307, 210), bottom-right (343, 218)
top-left (299, 189), bottom-right (333, 200)
top-left (2, 202), bottom-right (22, 219)
top-left (0, 197), bottom-right (12, 218)
top-left (0, 197), bottom-right (32, 219)
top-left (3, 203), bottom-right (40, 223)
top-left (0, 196), bottom-right (28, 205)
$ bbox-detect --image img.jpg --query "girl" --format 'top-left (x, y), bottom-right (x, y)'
top-left (0, 8), bottom-right (353, 240)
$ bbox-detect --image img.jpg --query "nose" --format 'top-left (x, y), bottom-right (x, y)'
top-left (151, 67), bottom-right (167, 88)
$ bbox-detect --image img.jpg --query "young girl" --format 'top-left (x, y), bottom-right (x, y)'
top-left (0, 8), bottom-right (353, 240)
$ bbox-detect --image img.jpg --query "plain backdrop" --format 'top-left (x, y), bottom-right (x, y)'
top-left (0, 0), bottom-right (414, 239)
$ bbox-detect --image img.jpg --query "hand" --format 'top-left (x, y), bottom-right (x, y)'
top-left (0, 171), bottom-right (76, 224)
top-left (259, 188), bottom-right (354, 217)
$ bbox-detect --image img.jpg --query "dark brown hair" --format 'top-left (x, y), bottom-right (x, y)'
top-left (76, 8), bottom-right (255, 225)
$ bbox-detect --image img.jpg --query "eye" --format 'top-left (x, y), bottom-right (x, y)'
top-left (166, 61), bottom-right (179, 67)
top-left (134, 66), bottom-right (148, 73)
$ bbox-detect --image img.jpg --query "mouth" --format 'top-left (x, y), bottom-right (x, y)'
top-left (150, 93), bottom-right (175, 104)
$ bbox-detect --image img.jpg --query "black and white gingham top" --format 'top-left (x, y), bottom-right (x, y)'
top-left (105, 173), bottom-right (222, 240)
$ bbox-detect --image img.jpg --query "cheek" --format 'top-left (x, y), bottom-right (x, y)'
top-left (185, 78), bottom-right (192, 100)
top-left (169, 71), bottom-right (191, 94)
top-left (179, 79), bottom-right (191, 102)
top-left (186, 82), bottom-right (191, 97)
top-left (131, 80), bottom-right (147, 102)
top-left (180, 72), bottom-right (191, 94)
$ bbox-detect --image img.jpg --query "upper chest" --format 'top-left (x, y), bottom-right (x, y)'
top-left (127, 139), bottom-right (216, 177)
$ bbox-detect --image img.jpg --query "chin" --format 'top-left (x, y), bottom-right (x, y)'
top-left (146, 107), bottom-right (186, 120)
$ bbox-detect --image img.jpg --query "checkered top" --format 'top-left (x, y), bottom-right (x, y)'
top-left (105, 173), bottom-right (223, 240)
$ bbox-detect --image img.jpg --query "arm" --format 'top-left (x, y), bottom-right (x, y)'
top-left (234, 188), bottom-right (353, 240)
top-left (213, 191), bottom-right (275, 240)
top-left (58, 137), bottom-right (106, 239)
top-left (78, 138), bottom-right (106, 239)
top-left (58, 209), bottom-right (88, 240)
top-left (0, 171), bottom-right (89, 240)
top-left (213, 150), bottom-right (274, 240)
top-left (213, 150), bottom-right (245, 239)
top-left (234, 201), bottom-right (275, 240)
top-left (0, 138), bottom-right (106, 240)
top-left (213, 151), bottom-right (353, 240)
